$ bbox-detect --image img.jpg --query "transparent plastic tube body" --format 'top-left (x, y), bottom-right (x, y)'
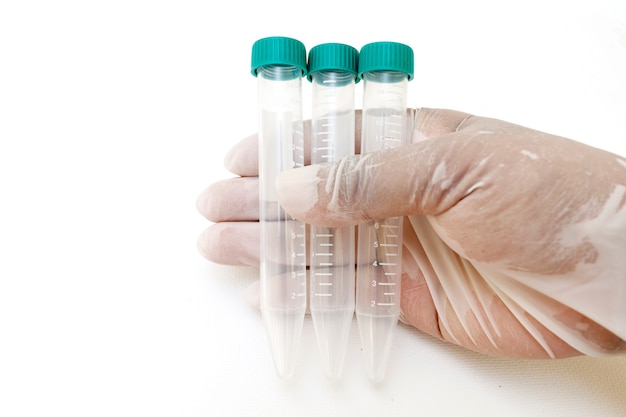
top-left (257, 65), bottom-right (307, 379)
top-left (356, 71), bottom-right (409, 382)
top-left (309, 70), bottom-right (356, 379)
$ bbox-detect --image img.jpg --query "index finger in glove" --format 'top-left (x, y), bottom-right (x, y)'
top-left (224, 108), bottom-right (471, 177)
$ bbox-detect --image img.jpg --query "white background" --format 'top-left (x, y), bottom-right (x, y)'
top-left (1, 0), bottom-right (626, 416)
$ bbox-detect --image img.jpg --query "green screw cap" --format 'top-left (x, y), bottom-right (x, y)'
top-left (307, 43), bottom-right (359, 82)
top-left (358, 42), bottom-right (414, 81)
top-left (250, 36), bottom-right (307, 77)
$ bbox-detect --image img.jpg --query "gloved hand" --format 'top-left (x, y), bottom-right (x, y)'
top-left (197, 108), bottom-right (626, 359)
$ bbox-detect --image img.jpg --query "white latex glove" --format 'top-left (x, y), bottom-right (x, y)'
top-left (197, 108), bottom-right (626, 359)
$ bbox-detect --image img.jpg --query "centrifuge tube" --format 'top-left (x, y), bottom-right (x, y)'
top-left (356, 41), bottom-right (414, 382)
top-left (251, 37), bottom-right (308, 378)
top-left (307, 43), bottom-right (358, 379)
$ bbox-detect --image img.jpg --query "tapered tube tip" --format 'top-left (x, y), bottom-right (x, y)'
top-left (356, 313), bottom-right (398, 382)
top-left (262, 308), bottom-right (306, 379)
top-left (311, 308), bottom-right (354, 379)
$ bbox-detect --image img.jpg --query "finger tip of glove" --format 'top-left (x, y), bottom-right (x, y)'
top-left (275, 165), bottom-right (322, 221)
top-left (196, 183), bottom-right (220, 222)
top-left (196, 226), bottom-right (228, 265)
top-left (196, 229), bottom-right (212, 260)
top-left (224, 135), bottom-right (258, 176)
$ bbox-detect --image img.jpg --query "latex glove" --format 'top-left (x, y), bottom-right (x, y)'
top-left (197, 108), bottom-right (626, 359)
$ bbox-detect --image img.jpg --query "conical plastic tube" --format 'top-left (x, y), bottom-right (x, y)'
top-left (307, 43), bottom-right (358, 379)
top-left (356, 42), bottom-right (414, 382)
top-left (251, 37), bottom-right (308, 378)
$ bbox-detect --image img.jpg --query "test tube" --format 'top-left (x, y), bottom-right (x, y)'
top-left (307, 43), bottom-right (358, 379)
top-left (251, 37), bottom-right (308, 378)
top-left (356, 42), bottom-right (414, 382)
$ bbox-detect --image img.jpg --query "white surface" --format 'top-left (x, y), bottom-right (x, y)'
top-left (1, 1), bottom-right (625, 416)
